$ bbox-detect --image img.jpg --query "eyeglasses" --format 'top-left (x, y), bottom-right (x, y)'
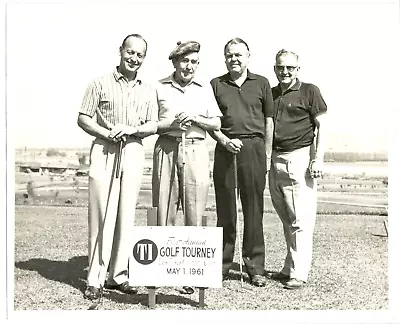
top-left (275, 65), bottom-right (298, 72)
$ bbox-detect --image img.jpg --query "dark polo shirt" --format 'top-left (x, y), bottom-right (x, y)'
top-left (272, 79), bottom-right (327, 152)
top-left (210, 71), bottom-right (274, 138)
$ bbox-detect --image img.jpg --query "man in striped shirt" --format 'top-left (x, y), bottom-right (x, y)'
top-left (77, 34), bottom-right (158, 301)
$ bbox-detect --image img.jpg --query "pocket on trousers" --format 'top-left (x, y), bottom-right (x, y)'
top-left (89, 141), bottom-right (109, 179)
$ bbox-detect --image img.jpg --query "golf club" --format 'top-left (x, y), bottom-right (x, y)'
top-left (86, 109), bottom-right (124, 309)
top-left (233, 154), bottom-right (244, 288)
top-left (115, 137), bottom-right (125, 179)
top-left (182, 132), bottom-right (186, 218)
top-left (181, 132), bottom-right (195, 295)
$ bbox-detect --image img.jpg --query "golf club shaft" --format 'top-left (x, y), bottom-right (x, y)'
top-left (116, 139), bottom-right (124, 179)
top-left (182, 132), bottom-right (186, 217)
top-left (233, 154), bottom-right (244, 287)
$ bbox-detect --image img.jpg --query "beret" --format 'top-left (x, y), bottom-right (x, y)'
top-left (169, 41), bottom-right (200, 60)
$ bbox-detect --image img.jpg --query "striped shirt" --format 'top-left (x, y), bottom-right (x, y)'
top-left (80, 67), bottom-right (158, 129)
top-left (157, 74), bottom-right (222, 139)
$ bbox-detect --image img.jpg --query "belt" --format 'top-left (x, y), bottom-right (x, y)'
top-left (160, 135), bottom-right (205, 143)
top-left (227, 134), bottom-right (264, 139)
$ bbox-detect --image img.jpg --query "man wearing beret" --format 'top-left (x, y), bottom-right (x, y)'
top-left (152, 41), bottom-right (222, 294)
top-left (209, 38), bottom-right (274, 287)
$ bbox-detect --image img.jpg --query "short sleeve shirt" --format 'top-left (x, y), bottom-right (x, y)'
top-left (80, 67), bottom-right (158, 129)
top-left (156, 74), bottom-right (222, 139)
top-left (210, 71), bottom-right (274, 138)
top-left (272, 79), bottom-right (327, 152)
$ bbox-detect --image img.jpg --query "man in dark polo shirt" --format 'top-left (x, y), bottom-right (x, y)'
top-left (267, 49), bottom-right (327, 289)
top-left (209, 38), bottom-right (274, 287)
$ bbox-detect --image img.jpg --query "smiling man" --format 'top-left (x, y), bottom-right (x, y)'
top-left (77, 34), bottom-right (158, 301)
top-left (209, 38), bottom-right (274, 287)
top-left (267, 49), bottom-right (328, 289)
top-left (152, 41), bottom-right (222, 294)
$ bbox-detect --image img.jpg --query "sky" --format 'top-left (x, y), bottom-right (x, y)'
top-left (6, 0), bottom-right (399, 153)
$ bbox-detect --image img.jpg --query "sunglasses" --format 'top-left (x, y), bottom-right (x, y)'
top-left (275, 65), bottom-right (298, 72)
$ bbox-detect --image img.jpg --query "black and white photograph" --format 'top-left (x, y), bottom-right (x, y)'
top-left (4, 0), bottom-right (399, 322)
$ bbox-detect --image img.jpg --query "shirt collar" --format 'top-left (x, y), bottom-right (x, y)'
top-left (160, 73), bottom-right (202, 89)
top-left (279, 78), bottom-right (302, 93)
top-left (113, 67), bottom-right (142, 84)
top-left (222, 70), bottom-right (257, 84)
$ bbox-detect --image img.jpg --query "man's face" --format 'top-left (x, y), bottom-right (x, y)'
top-left (224, 43), bottom-right (250, 75)
top-left (119, 37), bottom-right (147, 74)
top-left (274, 53), bottom-right (299, 85)
top-left (173, 52), bottom-right (200, 85)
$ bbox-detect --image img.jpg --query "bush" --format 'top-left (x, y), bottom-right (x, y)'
top-left (46, 148), bottom-right (66, 157)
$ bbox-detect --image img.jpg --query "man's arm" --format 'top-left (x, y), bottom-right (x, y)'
top-left (177, 114), bottom-right (221, 131)
top-left (265, 117), bottom-right (274, 172)
top-left (77, 113), bottom-right (111, 141)
top-left (309, 113), bottom-right (327, 178)
top-left (156, 117), bottom-right (185, 135)
top-left (208, 129), bottom-right (242, 154)
top-left (135, 120), bottom-right (158, 138)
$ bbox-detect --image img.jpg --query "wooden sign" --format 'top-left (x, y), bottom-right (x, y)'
top-left (129, 226), bottom-right (223, 288)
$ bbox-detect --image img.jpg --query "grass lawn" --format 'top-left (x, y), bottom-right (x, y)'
top-left (13, 205), bottom-right (388, 310)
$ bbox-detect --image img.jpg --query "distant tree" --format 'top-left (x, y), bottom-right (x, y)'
top-left (46, 148), bottom-right (67, 157)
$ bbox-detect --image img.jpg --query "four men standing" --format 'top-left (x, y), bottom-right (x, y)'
top-left (78, 36), bottom-right (327, 299)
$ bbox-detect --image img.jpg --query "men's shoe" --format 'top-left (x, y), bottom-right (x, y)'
top-left (268, 272), bottom-right (290, 281)
top-left (104, 281), bottom-right (138, 294)
top-left (181, 286), bottom-right (195, 295)
top-left (251, 274), bottom-right (266, 287)
top-left (84, 286), bottom-right (102, 301)
top-left (283, 278), bottom-right (305, 289)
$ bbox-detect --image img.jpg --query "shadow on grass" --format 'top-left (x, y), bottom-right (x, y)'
top-left (103, 290), bottom-right (200, 307)
top-left (15, 255), bottom-right (88, 292)
top-left (14, 256), bottom-right (203, 307)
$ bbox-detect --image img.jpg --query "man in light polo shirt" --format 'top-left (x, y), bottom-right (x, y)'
top-left (152, 41), bottom-right (221, 294)
top-left (267, 49), bottom-right (328, 289)
top-left (77, 34), bottom-right (158, 301)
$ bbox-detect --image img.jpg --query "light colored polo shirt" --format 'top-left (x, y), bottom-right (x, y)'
top-left (80, 67), bottom-right (158, 129)
top-left (157, 74), bottom-right (222, 139)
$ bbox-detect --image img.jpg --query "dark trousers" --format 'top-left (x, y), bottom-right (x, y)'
top-left (213, 137), bottom-right (266, 277)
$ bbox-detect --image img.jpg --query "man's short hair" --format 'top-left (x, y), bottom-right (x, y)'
top-left (275, 49), bottom-right (299, 62)
top-left (224, 38), bottom-right (250, 53)
top-left (169, 41), bottom-right (201, 61)
top-left (121, 34), bottom-right (148, 53)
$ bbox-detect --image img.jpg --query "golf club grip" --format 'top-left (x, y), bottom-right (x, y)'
top-left (233, 154), bottom-right (238, 189)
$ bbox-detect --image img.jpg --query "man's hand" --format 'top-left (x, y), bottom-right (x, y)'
top-left (175, 112), bottom-right (197, 130)
top-left (108, 124), bottom-right (137, 142)
top-left (309, 158), bottom-right (324, 178)
top-left (224, 138), bottom-right (243, 154)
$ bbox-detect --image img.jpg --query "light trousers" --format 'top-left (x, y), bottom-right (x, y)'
top-left (152, 136), bottom-right (210, 226)
top-left (87, 137), bottom-right (144, 288)
top-left (268, 145), bottom-right (317, 282)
